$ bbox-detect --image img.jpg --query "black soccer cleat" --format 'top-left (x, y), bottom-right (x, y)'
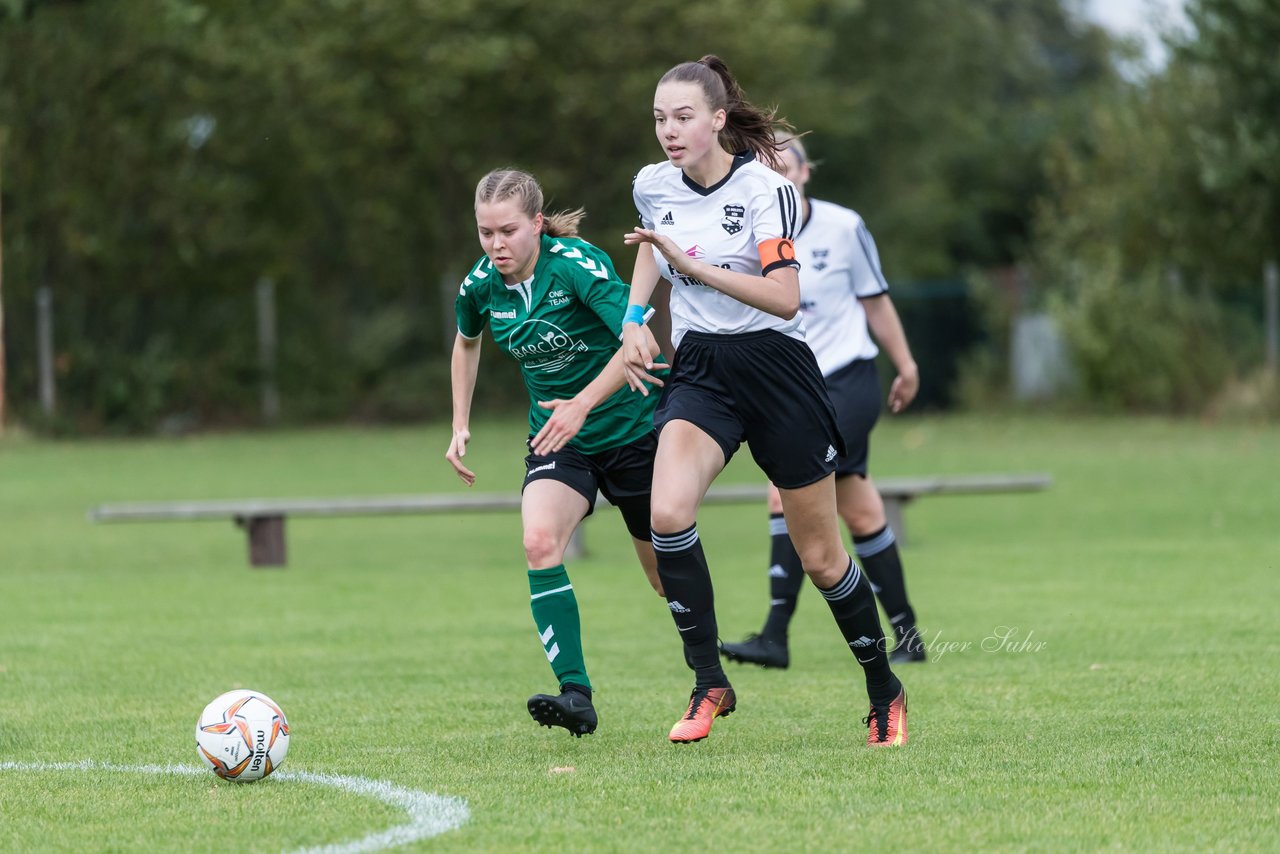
top-left (889, 626), bottom-right (927, 664)
top-left (527, 688), bottom-right (598, 737)
top-left (719, 633), bottom-right (790, 669)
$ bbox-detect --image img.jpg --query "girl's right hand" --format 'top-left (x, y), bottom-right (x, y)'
top-left (621, 324), bottom-right (661, 393)
top-left (445, 428), bottom-right (476, 486)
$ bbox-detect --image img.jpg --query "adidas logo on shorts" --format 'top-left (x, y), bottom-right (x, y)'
top-left (825, 445), bottom-right (837, 462)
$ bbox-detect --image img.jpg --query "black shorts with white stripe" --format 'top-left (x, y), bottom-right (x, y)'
top-left (824, 357), bottom-right (882, 478)
top-left (655, 330), bottom-right (845, 490)
top-left (521, 431), bottom-right (657, 540)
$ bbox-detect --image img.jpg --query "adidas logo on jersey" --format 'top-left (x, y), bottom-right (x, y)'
top-left (660, 211), bottom-right (675, 225)
top-left (825, 445), bottom-right (837, 462)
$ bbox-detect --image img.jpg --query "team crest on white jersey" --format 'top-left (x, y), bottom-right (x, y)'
top-left (508, 319), bottom-right (589, 373)
top-left (721, 203), bottom-right (745, 235)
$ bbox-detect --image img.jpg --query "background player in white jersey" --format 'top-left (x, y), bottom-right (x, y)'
top-left (621, 56), bottom-right (907, 747)
top-left (721, 135), bottom-right (926, 670)
top-left (448, 169), bottom-right (667, 738)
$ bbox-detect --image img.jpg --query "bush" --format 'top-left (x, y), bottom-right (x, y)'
top-left (1051, 262), bottom-right (1234, 413)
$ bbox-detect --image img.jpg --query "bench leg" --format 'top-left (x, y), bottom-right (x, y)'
top-left (883, 498), bottom-right (909, 548)
top-left (236, 515), bottom-right (287, 568)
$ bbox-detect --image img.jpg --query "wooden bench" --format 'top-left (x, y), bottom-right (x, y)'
top-left (88, 473), bottom-right (1051, 568)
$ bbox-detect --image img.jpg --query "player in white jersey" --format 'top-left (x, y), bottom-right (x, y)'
top-left (721, 135), bottom-right (927, 672)
top-left (620, 56), bottom-right (907, 747)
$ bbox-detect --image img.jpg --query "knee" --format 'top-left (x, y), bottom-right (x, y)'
top-left (838, 480), bottom-right (886, 535)
top-left (841, 505), bottom-right (886, 537)
top-left (766, 489), bottom-right (784, 516)
top-left (650, 504), bottom-right (696, 535)
top-left (795, 540), bottom-right (849, 584)
top-left (522, 526), bottom-right (564, 568)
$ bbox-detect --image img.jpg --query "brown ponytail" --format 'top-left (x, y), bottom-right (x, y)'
top-left (658, 54), bottom-right (796, 171)
top-left (474, 169), bottom-right (586, 237)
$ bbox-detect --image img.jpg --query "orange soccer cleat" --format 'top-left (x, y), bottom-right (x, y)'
top-left (668, 686), bottom-right (736, 744)
top-left (864, 688), bottom-right (908, 747)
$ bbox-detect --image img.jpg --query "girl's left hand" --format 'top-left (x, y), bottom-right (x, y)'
top-left (888, 364), bottom-right (920, 414)
top-left (530, 397), bottom-right (590, 455)
top-left (625, 228), bottom-right (690, 276)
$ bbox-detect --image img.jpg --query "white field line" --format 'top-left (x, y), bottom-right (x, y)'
top-left (0, 760), bottom-right (470, 852)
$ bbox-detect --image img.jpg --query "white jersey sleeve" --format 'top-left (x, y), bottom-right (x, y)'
top-left (850, 217), bottom-right (889, 298)
top-left (793, 199), bottom-right (887, 374)
top-left (632, 168), bottom-right (658, 230)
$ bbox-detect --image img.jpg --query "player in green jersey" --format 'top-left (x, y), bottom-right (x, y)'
top-left (447, 169), bottom-right (667, 738)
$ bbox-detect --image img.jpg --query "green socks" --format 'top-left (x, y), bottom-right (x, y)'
top-left (528, 565), bottom-right (591, 692)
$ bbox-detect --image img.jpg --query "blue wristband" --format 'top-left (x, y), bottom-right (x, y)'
top-left (622, 304), bottom-right (647, 329)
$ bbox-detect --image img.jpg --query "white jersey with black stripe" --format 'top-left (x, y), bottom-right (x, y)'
top-left (795, 198), bottom-right (887, 375)
top-left (633, 152), bottom-right (803, 349)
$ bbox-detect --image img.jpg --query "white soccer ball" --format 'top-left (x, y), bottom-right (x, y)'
top-left (195, 689), bottom-right (290, 782)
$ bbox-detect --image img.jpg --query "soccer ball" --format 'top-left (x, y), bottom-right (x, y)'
top-left (195, 689), bottom-right (290, 782)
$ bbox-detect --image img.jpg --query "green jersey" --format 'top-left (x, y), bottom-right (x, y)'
top-left (455, 233), bottom-right (660, 454)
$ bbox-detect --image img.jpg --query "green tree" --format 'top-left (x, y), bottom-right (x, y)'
top-left (1025, 0), bottom-right (1280, 412)
top-left (794, 0), bottom-right (1116, 277)
top-left (1178, 0), bottom-right (1280, 264)
top-left (0, 0), bottom-right (1128, 430)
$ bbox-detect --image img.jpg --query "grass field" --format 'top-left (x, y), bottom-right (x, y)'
top-left (1, 414), bottom-right (1277, 851)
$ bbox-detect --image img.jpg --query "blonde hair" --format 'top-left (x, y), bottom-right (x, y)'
top-left (474, 169), bottom-right (585, 237)
top-left (775, 132), bottom-right (810, 166)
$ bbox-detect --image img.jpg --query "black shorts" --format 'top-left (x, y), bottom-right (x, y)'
top-left (522, 430), bottom-right (656, 540)
top-left (654, 330), bottom-right (846, 490)
top-left (825, 358), bottom-right (881, 478)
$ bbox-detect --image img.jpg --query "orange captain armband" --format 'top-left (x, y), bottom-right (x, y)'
top-left (759, 237), bottom-right (798, 275)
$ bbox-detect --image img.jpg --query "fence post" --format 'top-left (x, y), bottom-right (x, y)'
top-left (1265, 260), bottom-right (1278, 375)
top-left (36, 286), bottom-right (55, 416)
top-left (256, 277), bottom-right (280, 422)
